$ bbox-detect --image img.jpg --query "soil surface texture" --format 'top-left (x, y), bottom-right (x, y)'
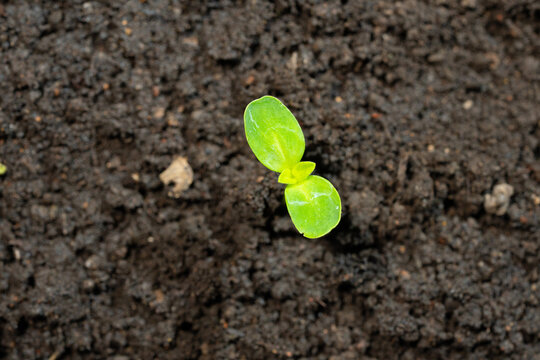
top-left (1, 1), bottom-right (539, 359)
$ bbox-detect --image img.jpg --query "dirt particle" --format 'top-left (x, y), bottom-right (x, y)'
top-left (335, 96), bottom-right (343, 103)
top-left (485, 52), bottom-right (500, 69)
top-left (154, 290), bottom-right (164, 304)
top-left (84, 255), bottom-right (100, 270)
top-left (484, 183), bottom-right (514, 215)
top-left (463, 100), bottom-right (473, 110)
top-left (399, 270), bottom-right (411, 279)
top-left (461, 0), bottom-right (477, 8)
top-left (182, 37), bottom-right (199, 47)
top-left (152, 86), bottom-right (160, 97)
top-left (159, 156), bottom-right (193, 198)
top-left (428, 50), bottom-right (446, 63)
top-left (48, 350), bottom-right (61, 360)
top-left (125, 28), bottom-right (132, 36)
top-left (153, 107), bottom-right (165, 119)
top-left (287, 52), bottom-right (298, 71)
top-left (200, 343), bottom-right (209, 355)
top-left (244, 75), bottom-right (255, 86)
top-left (102, 83), bottom-right (109, 91)
top-left (82, 279), bottom-right (95, 292)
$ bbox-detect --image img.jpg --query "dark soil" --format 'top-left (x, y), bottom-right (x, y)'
top-left (1, 1), bottom-right (539, 359)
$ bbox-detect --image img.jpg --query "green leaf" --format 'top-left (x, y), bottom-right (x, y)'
top-left (284, 175), bottom-right (341, 238)
top-left (278, 161), bottom-right (315, 185)
top-left (244, 96), bottom-right (305, 173)
top-left (292, 161), bottom-right (315, 180)
top-left (0, 162), bottom-right (6, 176)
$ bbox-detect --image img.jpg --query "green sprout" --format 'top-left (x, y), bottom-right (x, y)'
top-left (0, 162), bottom-right (6, 176)
top-left (244, 96), bottom-right (341, 238)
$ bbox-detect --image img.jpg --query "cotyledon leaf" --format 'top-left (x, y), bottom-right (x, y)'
top-left (244, 96), bottom-right (305, 173)
top-left (284, 175), bottom-right (341, 238)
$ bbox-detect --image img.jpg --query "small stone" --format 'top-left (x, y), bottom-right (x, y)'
top-left (82, 279), bottom-right (95, 291)
top-left (244, 75), bottom-right (255, 86)
top-left (463, 100), bottom-right (473, 110)
top-left (461, 0), bottom-right (477, 8)
top-left (159, 156), bottom-right (193, 198)
top-left (166, 113), bottom-right (180, 127)
top-left (153, 289), bottom-right (164, 304)
top-left (153, 107), bottom-right (165, 119)
top-left (484, 183), bottom-right (514, 215)
top-left (84, 255), bottom-right (101, 270)
top-left (182, 37), bottom-right (199, 47)
top-left (287, 52), bottom-right (298, 71)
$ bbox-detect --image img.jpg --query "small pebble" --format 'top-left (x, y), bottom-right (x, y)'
top-left (484, 183), bottom-right (514, 215)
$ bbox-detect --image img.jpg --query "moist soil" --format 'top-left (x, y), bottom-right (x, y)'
top-left (1, 1), bottom-right (539, 359)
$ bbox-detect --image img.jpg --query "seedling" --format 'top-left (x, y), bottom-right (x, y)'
top-left (244, 96), bottom-right (341, 238)
top-left (0, 162), bottom-right (6, 176)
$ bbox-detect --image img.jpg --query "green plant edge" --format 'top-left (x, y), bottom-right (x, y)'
top-left (284, 175), bottom-right (341, 239)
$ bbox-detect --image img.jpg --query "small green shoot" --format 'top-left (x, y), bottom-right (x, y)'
top-left (244, 96), bottom-right (341, 238)
top-left (0, 162), bottom-right (6, 176)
